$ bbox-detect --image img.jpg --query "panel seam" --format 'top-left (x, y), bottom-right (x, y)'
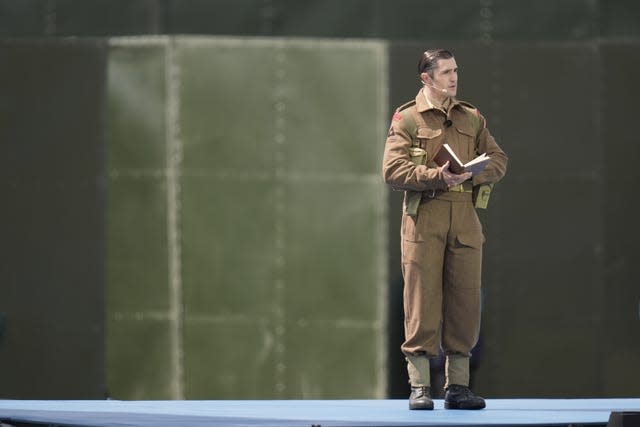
top-left (166, 37), bottom-right (185, 400)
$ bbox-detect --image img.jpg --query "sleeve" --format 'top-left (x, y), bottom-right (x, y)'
top-left (472, 113), bottom-right (508, 186)
top-left (381, 110), bottom-right (447, 191)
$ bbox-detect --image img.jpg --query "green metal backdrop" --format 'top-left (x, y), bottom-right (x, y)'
top-left (0, 0), bottom-right (639, 400)
top-left (106, 37), bottom-right (388, 399)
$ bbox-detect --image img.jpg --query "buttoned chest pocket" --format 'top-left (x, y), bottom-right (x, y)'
top-left (453, 122), bottom-right (478, 161)
top-left (416, 127), bottom-right (444, 163)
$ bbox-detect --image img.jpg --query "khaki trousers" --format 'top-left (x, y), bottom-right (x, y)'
top-left (400, 192), bottom-right (483, 360)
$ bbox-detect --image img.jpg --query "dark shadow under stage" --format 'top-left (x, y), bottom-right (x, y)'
top-left (1, 398), bottom-right (639, 427)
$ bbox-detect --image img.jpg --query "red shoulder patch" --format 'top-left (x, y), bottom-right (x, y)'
top-left (392, 112), bottom-right (403, 121)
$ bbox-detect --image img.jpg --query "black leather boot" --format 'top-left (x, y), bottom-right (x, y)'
top-left (444, 384), bottom-right (486, 410)
top-left (409, 386), bottom-right (434, 410)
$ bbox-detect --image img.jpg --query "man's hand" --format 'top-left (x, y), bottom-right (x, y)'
top-left (440, 161), bottom-right (472, 186)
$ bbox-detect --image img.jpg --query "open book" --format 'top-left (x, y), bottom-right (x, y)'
top-left (433, 143), bottom-right (490, 175)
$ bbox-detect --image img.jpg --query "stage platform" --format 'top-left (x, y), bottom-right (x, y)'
top-left (1, 398), bottom-right (639, 427)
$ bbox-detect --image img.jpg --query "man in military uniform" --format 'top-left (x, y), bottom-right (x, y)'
top-left (382, 49), bottom-right (508, 410)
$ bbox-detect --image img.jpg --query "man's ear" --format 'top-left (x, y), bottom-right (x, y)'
top-left (420, 72), bottom-right (431, 86)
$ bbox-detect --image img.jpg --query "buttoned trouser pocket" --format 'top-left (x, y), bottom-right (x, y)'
top-left (400, 197), bottom-right (483, 359)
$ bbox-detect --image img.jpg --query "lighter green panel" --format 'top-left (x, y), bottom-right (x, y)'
top-left (183, 319), bottom-right (277, 399)
top-left (107, 44), bottom-right (167, 170)
top-left (176, 39), bottom-right (277, 172)
top-left (175, 38), bottom-right (387, 399)
top-left (180, 177), bottom-right (277, 317)
top-left (283, 179), bottom-right (384, 322)
top-left (106, 42), bottom-right (172, 399)
top-left (277, 42), bottom-right (388, 398)
top-left (106, 42), bottom-right (170, 313)
top-left (106, 178), bottom-right (169, 312)
top-left (280, 43), bottom-right (385, 175)
top-left (106, 36), bottom-right (388, 400)
top-left (283, 321), bottom-right (384, 398)
top-left (106, 318), bottom-right (173, 399)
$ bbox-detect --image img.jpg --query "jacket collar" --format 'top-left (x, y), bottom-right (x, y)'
top-left (415, 88), bottom-right (462, 114)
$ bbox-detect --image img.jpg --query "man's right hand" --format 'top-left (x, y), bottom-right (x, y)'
top-left (440, 161), bottom-right (472, 187)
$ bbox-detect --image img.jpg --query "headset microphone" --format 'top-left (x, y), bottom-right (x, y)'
top-left (420, 80), bottom-right (449, 94)
top-left (422, 80), bottom-right (449, 94)
top-left (431, 84), bottom-right (449, 94)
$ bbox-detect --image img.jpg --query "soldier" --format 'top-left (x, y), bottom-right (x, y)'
top-left (382, 49), bottom-right (508, 410)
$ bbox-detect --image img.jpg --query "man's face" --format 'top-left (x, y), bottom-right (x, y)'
top-left (426, 57), bottom-right (458, 97)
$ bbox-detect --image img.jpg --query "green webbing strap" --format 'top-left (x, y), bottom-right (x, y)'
top-left (405, 191), bottom-right (422, 217)
top-left (402, 108), bottom-right (422, 217)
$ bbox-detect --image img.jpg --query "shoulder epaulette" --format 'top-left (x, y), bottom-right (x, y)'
top-left (457, 100), bottom-right (483, 131)
top-left (458, 100), bottom-right (479, 115)
top-left (396, 99), bottom-right (416, 112)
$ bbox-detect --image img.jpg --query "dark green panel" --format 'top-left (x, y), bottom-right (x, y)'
top-left (0, 40), bottom-right (109, 179)
top-left (106, 318), bottom-right (173, 399)
top-left (166, 0), bottom-right (267, 35)
top-left (475, 182), bottom-right (602, 397)
top-left (0, 0), bottom-right (46, 36)
top-left (376, 0), bottom-right (485, 41)
top-left (54, 0), bottom-right (162, 36)
top-left (488, 44), bottom-right (598, 179)
top-left (274, 0), bottom-right (376, 38)
top-left (602, 43), bottom-right (640, 193)
top-left (600, 0), bottom-right (640, 37)
top-left (601, 42), bottom-right (640, 396)
top-left (488, 249), bottom-right (602, 324)
top-left (377, 0), bottom-right (598, 41)
top-left (495, 177), bottom-right (601, 259)
top-left (0, 0), bottom-right (635, 42)
top-left (483, 319), bottom-right (600, 396)
top-left (472, 43), bottom-right (603, 397)
top-left (491, 0), bottom-right (598, 40)
top-left (0, 39), bottom-right (107, 398)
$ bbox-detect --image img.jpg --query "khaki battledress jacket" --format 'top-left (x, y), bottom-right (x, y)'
top-left (382, 88), bottom-right (508, 358)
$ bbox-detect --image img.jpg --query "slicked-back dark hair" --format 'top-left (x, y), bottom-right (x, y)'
top-left (418, 49), bottom-right (454, 77)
